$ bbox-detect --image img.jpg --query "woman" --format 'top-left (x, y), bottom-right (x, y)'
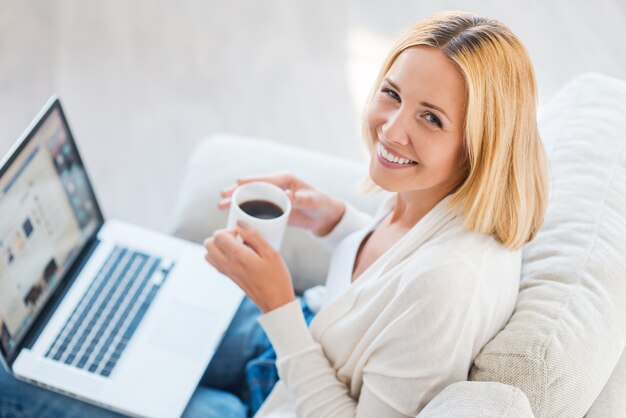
top-left (203, 10), bottom-right (547, 417)
top-left (0, 10), bottom-right (547, 418)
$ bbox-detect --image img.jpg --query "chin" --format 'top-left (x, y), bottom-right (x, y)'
top-left (369, 165), bottom-right (400, 192)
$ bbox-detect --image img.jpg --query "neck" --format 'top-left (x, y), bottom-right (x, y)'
top-left (389, 182), bottom-right (460, 229)
top-left (389, 193), bottom-right (438, 228)
top-left (388, 168), bottom-right (467, 229)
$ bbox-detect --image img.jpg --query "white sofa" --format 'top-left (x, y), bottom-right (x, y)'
top-left (171, 73), bottom-right (626, 417)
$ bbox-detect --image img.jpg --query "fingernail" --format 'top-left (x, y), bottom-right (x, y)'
top-left (237, 220), bottom-right (249, 229)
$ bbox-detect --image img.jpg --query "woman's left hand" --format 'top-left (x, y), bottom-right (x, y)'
top-left (203, 221), bottom-right (295, 314)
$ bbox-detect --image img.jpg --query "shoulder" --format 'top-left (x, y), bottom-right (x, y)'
top-left (397, 217), bottom-right (521, 296)
top-left (429, 215), bottom-right (521, 269)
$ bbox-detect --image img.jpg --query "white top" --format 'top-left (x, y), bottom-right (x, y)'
top-left (254, 193), bottom-right (522, 417)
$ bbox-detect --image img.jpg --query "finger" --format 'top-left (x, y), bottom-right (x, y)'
top-left (236, 221), bottom-right (273, 257)
top-left (213, 228), bottom-right (257, 259)
top-left (285, 189), bottom-right (295, 204)
top-left (212, 228), bottom-right (238, 242)
top-left (235, 170), bottom-right (296, 191)
top-left (206, 229), bottom-right (236, 251)
top-left (285, 188), bottom-right (314, 207)
top-left (220, 186), bottom-right (236, 197)
top-left (203, 238), bottom-right (229, 274)
top-left (220, 172), bottom-right (291, 198)
top-left (217, 197), bottom-right (231, 210)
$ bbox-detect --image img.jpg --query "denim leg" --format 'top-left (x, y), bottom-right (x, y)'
top-left (0, 366), bottom-right (125, 418)
top-left (181, 386), bottom-right (247, 418)
top-left (199, 296), bottom-right (271, 394)
top-left (199, 296), bottom-right (317, 417)
top-left (0, 364), bottom-right (246, 418)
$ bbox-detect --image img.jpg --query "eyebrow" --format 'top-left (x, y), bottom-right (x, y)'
top-left (383, 77), bottom-right (451, 123)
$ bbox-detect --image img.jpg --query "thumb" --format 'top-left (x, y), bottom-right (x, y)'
top-left (286, 188), bottom-right (297, 205)
top-left (236, 221), bottom-right (270, 255)
top-left (286, 188), bottom-right (313, 207)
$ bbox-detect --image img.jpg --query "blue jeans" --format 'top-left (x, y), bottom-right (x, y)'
top-left (0, 372), bottom-right (244, 418)
top-left (0, 297), bottom-right (314, 418)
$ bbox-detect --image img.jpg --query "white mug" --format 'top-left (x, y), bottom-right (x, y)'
top-left (226, 181), bottom-right (292, 252)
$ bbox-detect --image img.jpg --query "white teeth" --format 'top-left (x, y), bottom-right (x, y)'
top-left (378, 142), bottom-right (415, 165)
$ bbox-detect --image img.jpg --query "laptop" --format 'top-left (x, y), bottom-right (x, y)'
top-left (0, 96), bottom-right (244, 418)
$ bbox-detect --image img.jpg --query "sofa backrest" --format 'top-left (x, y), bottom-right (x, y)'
top-left (469, 73), bottom-right (626, 417)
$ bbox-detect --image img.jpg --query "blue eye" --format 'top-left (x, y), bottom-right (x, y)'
top-left (423, 113), bottom-right (442, 128)
top-left (381, 88), bottom-right (400, 102)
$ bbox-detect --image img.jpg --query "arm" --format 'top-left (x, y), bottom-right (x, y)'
top-left (258, 262), bottom-right (481, 417)
top-left (307, 199), bottom-right (374, 253)
top-left (258, 301), bottom-right (404, 417)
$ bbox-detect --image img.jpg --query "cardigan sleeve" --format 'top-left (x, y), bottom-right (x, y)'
top-left (257, 261), bottom-right (483, 417)
top-left (258, 300), bottom-right (393, 417)
top-left (307, 200), bottom-right (373, 252)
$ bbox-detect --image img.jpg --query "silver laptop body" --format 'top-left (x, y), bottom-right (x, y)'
top-left (0, 97), bottom-right (244, 418)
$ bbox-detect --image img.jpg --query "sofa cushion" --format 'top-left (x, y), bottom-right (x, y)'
top-left (469, 73), bottom-right (626, 417)
top-left (169, 135), bottom-right (386, 293)
top-left (417, 381), bottom-right (534, 418)
top-left (586, 348), bottom-right (626, 417)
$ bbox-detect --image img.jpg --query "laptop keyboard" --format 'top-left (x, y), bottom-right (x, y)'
top-left (45, 246), bottom-right (175, 378)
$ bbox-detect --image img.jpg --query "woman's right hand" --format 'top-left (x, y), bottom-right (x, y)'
top-left (217, 171), bottom-right (345, 237)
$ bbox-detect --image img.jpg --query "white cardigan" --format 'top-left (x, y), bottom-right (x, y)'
top-left (255, 193), bottom-right (521, 417)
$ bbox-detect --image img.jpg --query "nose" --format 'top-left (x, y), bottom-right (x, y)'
top-left (380, 109), bottom-right (411, 146)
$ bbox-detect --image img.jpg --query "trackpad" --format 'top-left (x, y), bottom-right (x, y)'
top-left (149, 302), bottom-right (219, 358)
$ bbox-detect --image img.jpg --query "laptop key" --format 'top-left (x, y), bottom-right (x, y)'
top-left (45, 246), bottom-right (174, 379)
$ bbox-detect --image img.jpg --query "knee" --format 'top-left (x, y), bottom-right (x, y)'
top-left (182, 387), bottom-right (247, 418)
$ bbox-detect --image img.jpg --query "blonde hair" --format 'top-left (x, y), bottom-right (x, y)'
top-left (359, 11), bottom-right (548, 250)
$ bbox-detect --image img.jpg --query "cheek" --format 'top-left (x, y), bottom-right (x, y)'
top-left (366, 101), bottom-right (386, 130)
top-left (439, 140), bottom-right (466, 174)
top-left (451, 137), bottom-right (467, 164)
top-left (422, 136), bottom-right (465, 171)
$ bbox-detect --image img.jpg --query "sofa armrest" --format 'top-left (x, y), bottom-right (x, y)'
top-left (170, 133), bottom-right (386, 293)
top-left (416, 381), bottom-right (534, 418)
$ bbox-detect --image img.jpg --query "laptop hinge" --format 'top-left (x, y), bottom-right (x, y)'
top-left (8, 234), bottom-right (102, 369)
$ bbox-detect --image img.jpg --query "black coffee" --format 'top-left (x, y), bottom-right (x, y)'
top-left (239, 199), bottom-right (284, 219)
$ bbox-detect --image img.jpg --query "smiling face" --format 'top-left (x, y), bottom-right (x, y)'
top-left (366, 46), bottom-right (468, 198)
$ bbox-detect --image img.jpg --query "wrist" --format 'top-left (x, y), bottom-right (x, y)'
top-left (313, 199), bottom-right (345, 237)
top-left (261, 294), bottom-right (296, 314)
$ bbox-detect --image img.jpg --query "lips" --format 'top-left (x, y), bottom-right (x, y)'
top-left (378, 141), bottom-right (417, 164)
top-left (376, 150), bottom-right (417, 169)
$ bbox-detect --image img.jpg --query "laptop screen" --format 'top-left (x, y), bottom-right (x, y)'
top-left (0, 99), bottom-right (103, 360)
